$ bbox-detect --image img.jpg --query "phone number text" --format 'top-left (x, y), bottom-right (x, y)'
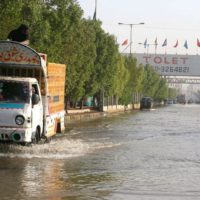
top-left (154, 66), bottom-right (189, 73)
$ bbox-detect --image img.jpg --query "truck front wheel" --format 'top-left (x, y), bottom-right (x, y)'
top-left (32, 127), bottom-right (40, 144)
top-left (36, 128), bottom-right (40, 143)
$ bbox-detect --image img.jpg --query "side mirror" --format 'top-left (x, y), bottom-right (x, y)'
top-left (32, 94), bottom-right (40, 105)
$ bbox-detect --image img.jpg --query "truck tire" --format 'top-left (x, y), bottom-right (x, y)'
top-left (32, 128), bottom-right (40, 144)
top-left (35, 127), bottom-right (40, 143)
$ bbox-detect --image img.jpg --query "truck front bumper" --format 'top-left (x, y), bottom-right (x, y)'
top-left (0, 128), bottom-right (32, 143)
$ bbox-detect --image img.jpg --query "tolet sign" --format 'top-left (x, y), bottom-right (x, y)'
top-left (133, 53), bottom-right (200, 76)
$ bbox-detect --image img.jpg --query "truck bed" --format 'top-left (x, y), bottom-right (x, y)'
top-left (47, 63), bottom-right (66, 114)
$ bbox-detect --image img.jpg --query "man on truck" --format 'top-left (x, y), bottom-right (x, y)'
top-left (7, 24), bottom-right (29, 45)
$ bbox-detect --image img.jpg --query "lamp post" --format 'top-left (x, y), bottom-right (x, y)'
top-left (118, 22), bottom-right (145, 55)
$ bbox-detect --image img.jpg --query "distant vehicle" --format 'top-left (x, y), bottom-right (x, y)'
top-left (166, 99), bottom-right (174, 105)
top-left (177, 94), bottom-right (186, 104)
top-left (187, 98), bottom-right (194, 104)
top-left (140, 97), bottom-right (153, 110)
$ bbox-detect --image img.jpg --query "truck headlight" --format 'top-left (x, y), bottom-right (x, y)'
top-left (15, 115), bottom-right (25, 125)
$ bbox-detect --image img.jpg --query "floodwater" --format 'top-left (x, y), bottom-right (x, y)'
top-left (1, 104), bottom-right (200, 200)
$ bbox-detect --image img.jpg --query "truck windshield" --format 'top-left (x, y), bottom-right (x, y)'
top-left (0, 80), bottom-right (29, 103)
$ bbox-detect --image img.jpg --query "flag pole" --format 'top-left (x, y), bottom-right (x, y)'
top-left (155, 46), bottom-right (157, 55)
top-left (162, 38), bottom-right (167, 54)
top-left (154, 37), bottom-right (158, 55)
top-left (121, 43), bottom-right (130, 53)
top-left (93, 0), bottom-right (97, 20)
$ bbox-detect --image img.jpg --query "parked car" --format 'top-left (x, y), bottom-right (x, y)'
top-left (140, 97), bottom-right (153, 110)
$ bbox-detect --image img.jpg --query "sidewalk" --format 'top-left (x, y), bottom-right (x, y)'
top-left (65, 108), bottom-right (105, 124)
top-left (65, 103), bottom-right (140, 124)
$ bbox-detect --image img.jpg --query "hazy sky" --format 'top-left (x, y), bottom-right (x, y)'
top-left (78, 0), bottom-right (200, 55)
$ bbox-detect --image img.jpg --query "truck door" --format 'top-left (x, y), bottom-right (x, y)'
top-left (31, 84), bottom-right (43, 135)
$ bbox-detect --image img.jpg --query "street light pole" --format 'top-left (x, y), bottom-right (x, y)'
top-left (118, 22), bottom-right (145, 55)
top-left (130, 24), bottom-right (133, 54)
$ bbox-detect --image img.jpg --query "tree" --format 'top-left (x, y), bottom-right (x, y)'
top-left (85, 22), bottom-right (121, 108)
top-left (112, 55), bottom-right (129, 97)
top-left (30, 0), bottom-right (84, 62)
top-left (94, 30), bottom-right (119, 95)
top-left (142, 64), bottom-right (160, 97)
top-left (119, 56), bottom-right (145, 105)
top-left (154, 78), bottom-right (168, 102)
top-left (64, 19), bottom-right (96, 105)
top-left (168, 87), bottom-right (177, 99)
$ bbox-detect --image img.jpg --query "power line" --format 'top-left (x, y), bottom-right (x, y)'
top-left (104, 24), bottom-right (200, 32)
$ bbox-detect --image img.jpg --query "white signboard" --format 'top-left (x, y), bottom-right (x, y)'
top-left (134, 53), bottom-right (200, 76)
top-left (0, 41), bottom-right (41, 67)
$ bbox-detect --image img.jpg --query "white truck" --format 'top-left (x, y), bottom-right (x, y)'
top-left (0, 41), bottom-right (66, 144)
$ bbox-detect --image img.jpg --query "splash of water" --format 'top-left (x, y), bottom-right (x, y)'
top-left (0, 137), bottom-right (121, 159)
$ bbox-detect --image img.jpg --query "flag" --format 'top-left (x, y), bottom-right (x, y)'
top-left (162, 39), bottom-right (167, 47)
top-left (144, 38), bottom-right (147, 48)
top-left (122, 39), bottom-right (128, 45)
top-left (184, 40), bottom-right (188, 49)
top-left (173, 40), bottom-right (178, 48)
top-left (197, 38), bottom-right (200, 47)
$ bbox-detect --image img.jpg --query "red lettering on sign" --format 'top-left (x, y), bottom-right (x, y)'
top-left (180, 57), bottom-right (188, 64)
top-left (0, 46), bottom-right (40, 65)
top-left (164, 57), bottom-right (170, 64)
top-left (15, 53), bottom-right (23, 62)
top-left (143, 56), bottom-right (151, 63)
top-left (143, 55), bottom-right (189, 65)
top-left (154, 56), bottom-right (162, 64)
top-left (172, 57), bottom-right (178, 64)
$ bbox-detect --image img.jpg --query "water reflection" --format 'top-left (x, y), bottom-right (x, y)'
top-left (19, 157), bottom-right (115, 200)
top-left (21, 160), bottom-right (66, 199)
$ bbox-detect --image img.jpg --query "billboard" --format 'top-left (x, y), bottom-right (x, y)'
top-left (134, 53), bottom-right (200, 76)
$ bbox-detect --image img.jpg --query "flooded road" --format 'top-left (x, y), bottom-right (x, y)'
top-left (1, 104), bottom-right (200, 200)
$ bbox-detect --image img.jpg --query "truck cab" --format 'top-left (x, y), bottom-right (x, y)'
top-left (0, 77), bottom-right (43, 143)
